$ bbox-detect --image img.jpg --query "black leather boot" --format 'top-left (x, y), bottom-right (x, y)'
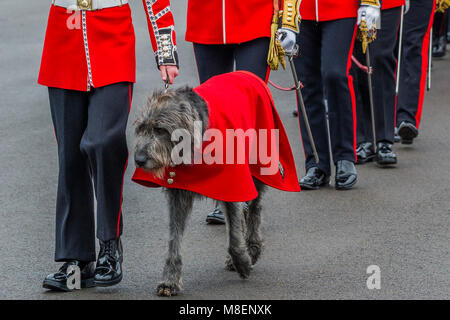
top-left (398, 121), bottom-right (418, 145)
top-left (206, 207), bottom-right (225, 224)
top-left (94, 238), bottom-right (123, 287)
top-left (356, 142), bottom-right (376, 164)
top-left (376, 142), bottom-right (397, 167)
top-left (299, 167), bottom-right (330, 190)
top-left (335, 160), bottom-right (357, 190)
top-left (432, 35), bottom-right (447, 58)
top-left (43, 260), bottom-right (95, 292)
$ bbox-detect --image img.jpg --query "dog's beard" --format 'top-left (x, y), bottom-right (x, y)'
top-left (142, 144), bottom-right (172, 180)
top-left (146, 166), bottom-right (166, 180)
top-left (140, 160), bottom-right (168, 180)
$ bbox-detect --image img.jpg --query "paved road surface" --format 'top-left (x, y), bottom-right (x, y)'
top-left (0, 0), bottom-right (448, 299)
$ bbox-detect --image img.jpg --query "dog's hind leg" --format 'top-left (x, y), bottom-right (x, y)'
top-left (156, 189), bottom-right (194, 297)
top-left (245, 179), bottom-right (267, 265)
top-left (223, 201), bottom-right (252, 279)
top-left (225, 202), bottom-right (248, 272)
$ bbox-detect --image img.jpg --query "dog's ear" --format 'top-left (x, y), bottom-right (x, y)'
top-left (177, 100), bottom-right (192, 113)
top-left (175, 86), bottom-right (194, 95)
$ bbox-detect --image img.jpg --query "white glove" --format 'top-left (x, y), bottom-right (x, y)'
top-left (276, 28), bottom-right (297, 54)
top-left (357, 5), bottom-right (381, 31)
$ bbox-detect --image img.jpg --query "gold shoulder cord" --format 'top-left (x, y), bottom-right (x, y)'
top-left (360, 0), bottom-right (381, 7)
top-left (281, 0), bottom-right (301, 33)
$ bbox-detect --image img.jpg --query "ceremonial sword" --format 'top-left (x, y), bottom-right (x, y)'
top-left (358, 12), bottom-right (378, 152)
top-left (357, 11), bottom-right (378, 153)
top-left (287, 45), bottom-right (319, 164)
top-left (365, 45), bottom-right (377, 151)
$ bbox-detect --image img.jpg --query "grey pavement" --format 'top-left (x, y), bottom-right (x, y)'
top-left (0, 0), bottom-right (449, 300)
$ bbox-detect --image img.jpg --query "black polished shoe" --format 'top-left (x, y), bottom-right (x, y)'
top-left (432, 36), bottom-right (447, 58)
top-left (394, 127), bottom-right (401, 143)
top-left (206, 207), bottom-right (225, 224)
top-left (376, 142), bottom-right (397, 167)
top-left (94, 238), bottom-right (123, 287)
top-left (356, 142), bottom-right (375, 164)
top-left (43, 261), bottom-right (95, 292)
top-left (398, 121), bottom-right (418, 145)
top-left (299, 167), bottom-right (330, 190)
top-left (335, 160), bottom-right (357, 190)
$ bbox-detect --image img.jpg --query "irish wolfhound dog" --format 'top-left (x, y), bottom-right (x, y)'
top-left (134, 87), bottom-right (267, 296)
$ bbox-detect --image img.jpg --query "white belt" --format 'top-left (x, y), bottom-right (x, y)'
top-left (52, 0), bottom-right (129, 11)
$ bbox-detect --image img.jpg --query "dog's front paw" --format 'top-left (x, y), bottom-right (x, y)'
top-left (247, 243), bottom-right (262, 265)
top-left (231, 254), bottom-right (252, 279)
top-left (156, 282), bottom-right (181, 297)
top-left (225, 255), bottom-right (236, 271)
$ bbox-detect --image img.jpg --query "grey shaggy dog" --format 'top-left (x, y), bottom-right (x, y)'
top-left (134, 87), bottom-right (266, 297)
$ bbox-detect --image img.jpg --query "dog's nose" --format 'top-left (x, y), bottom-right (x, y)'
top-left (135, 152), bottom-right (148, 167)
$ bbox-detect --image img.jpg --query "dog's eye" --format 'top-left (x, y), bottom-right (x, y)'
top-left (153, 127), bottom-right (165, 135)
top-left (135, 124), bottom-right (147, 134)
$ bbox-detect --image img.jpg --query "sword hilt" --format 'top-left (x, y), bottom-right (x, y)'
top-left (286, 44), bottom-right (299, 59)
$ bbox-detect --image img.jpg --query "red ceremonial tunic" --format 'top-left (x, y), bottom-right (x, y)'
top-left (382, 0), bottom-right (405, 10)
top-left (185, 0), bottom-right (274, 44)
top-left (132, 71), bottom-right (301, 202)
top-left (38, 1), bottom-right (176, 92)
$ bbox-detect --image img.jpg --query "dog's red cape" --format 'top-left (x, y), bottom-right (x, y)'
top-left (132, 71), bottom-right (300, 201)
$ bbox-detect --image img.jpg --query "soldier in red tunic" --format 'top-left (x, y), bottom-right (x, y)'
top-left (278, 1), bottom-right (383, 191)
top-left (354, 0), bottom-right (405, 166)
top-left (40, 0), bottom-right (179, 291)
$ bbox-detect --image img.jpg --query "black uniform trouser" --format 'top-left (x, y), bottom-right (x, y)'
top-left (396, 0), bottom-right (435, 128)
top-left (295, 18), bottom-right (357, 175)
top-left (49, 82), bottom-right (132, 262)
top-left (353, 7), bottom-right (402, 145)
top-left (433, 10), bottom-right (448, 39)
top-left (193, 37), bottom-right (270, 84)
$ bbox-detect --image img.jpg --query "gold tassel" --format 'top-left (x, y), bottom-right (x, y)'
top-left (267, 14), bottom-right (286, 71)
top-left (357, 19), bottom-right (377, 54)
top-left (436, 0), bottom-right (450, 13)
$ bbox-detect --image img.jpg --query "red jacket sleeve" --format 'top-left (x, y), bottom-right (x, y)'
top-left (142, 0), bottom-right (179, 68)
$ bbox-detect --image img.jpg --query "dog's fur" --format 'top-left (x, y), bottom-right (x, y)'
top-left (134, 87), bottom-right (267, 297)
